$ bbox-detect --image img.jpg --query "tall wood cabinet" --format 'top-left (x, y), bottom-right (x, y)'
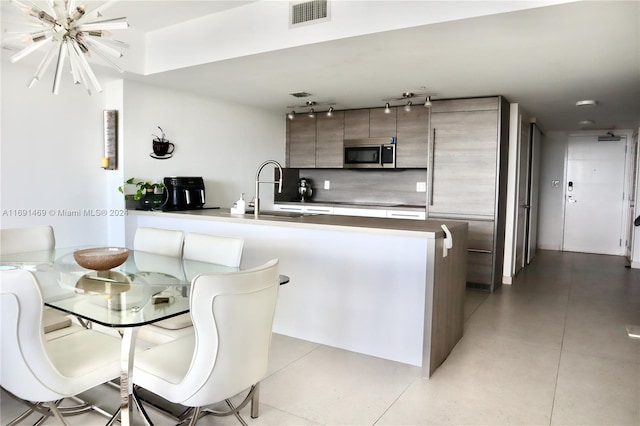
top-left (396, 106), bottom-right (429, 168)
top-left (427, 96), bottom-right (510, 291)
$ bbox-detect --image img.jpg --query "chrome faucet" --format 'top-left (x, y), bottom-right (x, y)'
top-left (254, 160), bottom-right (283, 218)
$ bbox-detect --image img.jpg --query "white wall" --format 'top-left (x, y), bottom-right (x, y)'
top-left (1, 65), bottom-right (284, 246)
top-left (0, 62), bottom-right (113, 247)
top-left (121, 81), bottom-right (285, 212)
top-left (145, 0), bottom-right (574, 73)
top-left (537, 131), bottom-right (568, 250)
top-left (537, 129), bottom-right (639, 259)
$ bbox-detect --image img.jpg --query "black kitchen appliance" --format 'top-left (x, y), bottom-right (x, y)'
top-left (344, 138), bottom-right (396, 169)
top-left (163, 176), bottom-right (206, 211)
top-left (298, 178), bottom-right (313, 201)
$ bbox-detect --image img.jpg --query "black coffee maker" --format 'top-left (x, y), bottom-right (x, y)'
top-left (297, 178), bottom-right (313, 202)
top-left (163, 177), bottom-right (206, 210)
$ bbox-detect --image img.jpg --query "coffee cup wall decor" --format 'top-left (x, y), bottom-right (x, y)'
top-left (150, 126), bottom-right (175, 159)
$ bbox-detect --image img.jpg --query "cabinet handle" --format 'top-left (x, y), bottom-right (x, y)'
top-left (429, 128), bottom-right (436, 206)
top-left (468, 249), bottom-right (492, 254)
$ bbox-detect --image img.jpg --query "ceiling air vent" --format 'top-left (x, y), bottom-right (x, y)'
top-left (290, 0), bottom-right (330, 28)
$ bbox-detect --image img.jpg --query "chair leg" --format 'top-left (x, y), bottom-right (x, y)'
top-left (132, 386), bottom-right (154, 426)
top-left (187, 406), bottom-right (202, 426)
top-left (225, 399), bottom-right (248, 426)
top-left (47, 401), bottom-right (70, 426)
top-left (251, 382), bottom-right (260, 419)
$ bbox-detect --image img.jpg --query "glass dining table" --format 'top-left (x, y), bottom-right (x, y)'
top-left (0, 247), bottom-right (288, 426)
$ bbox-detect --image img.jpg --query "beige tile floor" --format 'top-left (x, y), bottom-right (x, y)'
top-left (2, 250), bottom-right (639, 425)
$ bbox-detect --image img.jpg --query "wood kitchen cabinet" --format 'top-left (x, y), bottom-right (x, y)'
top-left (344, 109), bottom-right (370, 139)
top-left (315, 111), bottom-right (344, 168)
top-left (396, 106), bottom-right (429, 168)
top-left (344, 107), bottom-right (397, 140)
top-left (369, 107), bottom-right (396, 138)
top-left (427, 96), bottom-right (510, 291)
top-left (286, 115), bottom-right (316, 168)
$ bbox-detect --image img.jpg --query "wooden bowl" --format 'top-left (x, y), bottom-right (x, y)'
top-left (73, 247), bottom-right (130, 271)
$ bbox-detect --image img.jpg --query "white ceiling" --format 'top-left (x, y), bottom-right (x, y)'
top-left (3, 1), bottom-right (639, 132)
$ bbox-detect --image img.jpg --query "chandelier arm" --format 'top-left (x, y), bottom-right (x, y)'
top-left (52, 38), bottom-right (67, 94)
top-left (82, 36), bottom-right (123, 58)
top-left (70, 38), bottom-right (102, 93)
top-left (10, 35), bottom-right (52, 63)
top-left (67, 41), bottom-right (83, 85)
top-left (28, 42), bottom-right (58, 88)
top-left (84, 38), bottom-right (125, 73)
top-left (75, 0), bottom-right (121, 25)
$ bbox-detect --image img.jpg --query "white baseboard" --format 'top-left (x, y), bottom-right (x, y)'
top-left (502, 275), bottom-right (513, 285)
top-left (631, 261), bottom-right (640, 269)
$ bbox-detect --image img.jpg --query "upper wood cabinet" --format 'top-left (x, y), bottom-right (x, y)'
top-left (369, 108), bottom-right (396, 138)
top-left (344, 108), bottom-right (397, 140)
top-left (344, 110), bottom-right (369, 139)
top-left (284, 104), bottom-right (444, 170)
top-left (396, 106), bottom-right (429, 168)
top-left (316, 111), bottom-right (344, 168)
top-left (286, 115), bottom-right (316, 168)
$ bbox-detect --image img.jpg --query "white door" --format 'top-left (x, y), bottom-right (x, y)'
top-left (563, 135), bottom-right (627, 255)
top-left (526, 124), bottom-right (541, 264)
top-left (514, 116), bottom-right (531, 274)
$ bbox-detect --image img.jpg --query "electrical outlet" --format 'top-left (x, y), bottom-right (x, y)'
top-left (416, 182), bottom-right (427, 192)
top-left (324, 180), bottom-right (331, 190)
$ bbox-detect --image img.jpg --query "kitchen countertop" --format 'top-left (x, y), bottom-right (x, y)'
top-left (274, 201), bottom-right (426, 210)
top-left (130, 208), bottom-right (464, 238)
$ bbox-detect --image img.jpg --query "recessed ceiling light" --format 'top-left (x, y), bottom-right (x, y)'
top-left (579, 120), bottom-right (594, 125)
top-left (576, 100), bottom-right (597, 107)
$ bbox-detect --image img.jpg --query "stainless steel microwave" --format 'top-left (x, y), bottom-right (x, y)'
top-left (344, 138), bottom-right (396, 169)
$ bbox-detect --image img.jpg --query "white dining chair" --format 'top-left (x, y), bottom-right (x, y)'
top-left (0, 225), bottom-right (79, 339)
top-left (182, 232), bottom-right (245, 266)
top-left (133, 259), bottom-right (280, 426)
top-left (1, 269), bottom-right (123, 425)
top-left (133, 226), bottom-right (184, 257)
top-left (136, 233), bottom-right (245, 346)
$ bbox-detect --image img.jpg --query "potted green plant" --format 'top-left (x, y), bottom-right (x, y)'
top-left (118, 178), bottom-right (165, 210)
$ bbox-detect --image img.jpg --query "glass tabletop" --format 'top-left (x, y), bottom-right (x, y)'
top-left (1, 247), bottom-right (238, 328)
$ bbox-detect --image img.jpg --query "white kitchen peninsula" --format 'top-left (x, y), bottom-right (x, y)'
top-left (125, 210), bottom-right (467, 376)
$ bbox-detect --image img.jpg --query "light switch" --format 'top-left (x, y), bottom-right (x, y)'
top-left (324, 180), bottom-right (331, 190)
top-left (416, 182), bottom-right (427, 192)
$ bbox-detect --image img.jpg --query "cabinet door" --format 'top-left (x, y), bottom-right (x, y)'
top-left (369, 107), bottom-right (396, 138)
top-left (429, 109), bottom-right (498, 217)
top-left (396, 106), bottom-right (428, 168)
top-left (287, 116), bottom-right (316, 168)
top-left (316, 111), bottom-right (344, 168)
top-left (344, 110), bottom-right (369, 139)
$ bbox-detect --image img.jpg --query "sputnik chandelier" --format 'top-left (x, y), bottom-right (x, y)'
top-left (4, 0), bottom-right (129, 95)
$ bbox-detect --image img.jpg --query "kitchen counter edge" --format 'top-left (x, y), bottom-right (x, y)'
top-left (128, 209), bottom-right (467, 239)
